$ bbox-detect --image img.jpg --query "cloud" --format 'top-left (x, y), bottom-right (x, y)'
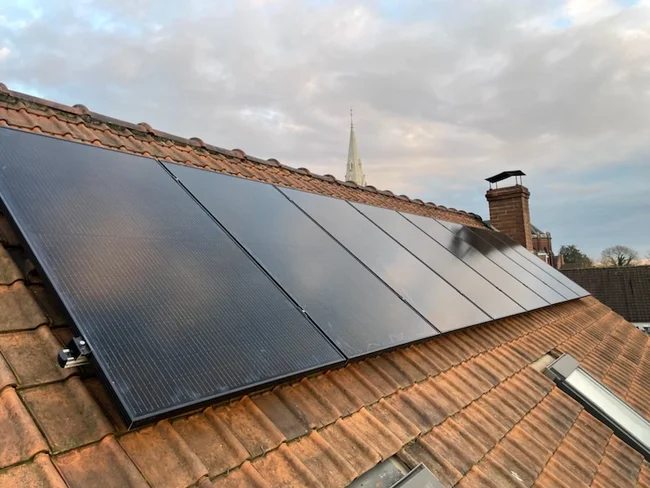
top-left (1, 0), bottom-right (649, 254)
top-left (0, 47), bottom-right (10, 61)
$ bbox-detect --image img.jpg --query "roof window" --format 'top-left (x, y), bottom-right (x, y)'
top-left (546, 353), bottom-right (650, 461)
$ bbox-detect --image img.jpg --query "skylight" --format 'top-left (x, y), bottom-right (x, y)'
top-left (547, 354), bottom-right (650, 461)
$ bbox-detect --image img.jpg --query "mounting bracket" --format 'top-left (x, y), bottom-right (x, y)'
top-left (57, 337), bottom-right (91, 368)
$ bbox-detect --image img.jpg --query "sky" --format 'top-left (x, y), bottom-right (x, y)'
top-left (1, 0), bottom-right (649, 259)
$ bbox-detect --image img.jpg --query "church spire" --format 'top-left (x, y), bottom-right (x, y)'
top-left (345, 108), bottom-right (367, 186)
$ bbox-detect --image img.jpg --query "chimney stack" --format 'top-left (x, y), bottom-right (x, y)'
top-left (485, 170), bottom-right (533, 251)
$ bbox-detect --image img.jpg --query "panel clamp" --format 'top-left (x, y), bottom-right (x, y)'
top-left (58, 337), bottom-right (91, 368)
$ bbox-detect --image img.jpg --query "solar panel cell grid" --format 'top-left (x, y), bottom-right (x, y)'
top-left (166, 163), bottom-right (438, 358)
top-left (350, 201), bottom-right (525, 320)
top-left (280, 187), bottom-right (492, 333)
top-left (0, 128), bottom-right (343, 426)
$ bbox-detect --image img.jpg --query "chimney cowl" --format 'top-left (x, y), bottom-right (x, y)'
top-left (485, 170), bottom-right (525, 189)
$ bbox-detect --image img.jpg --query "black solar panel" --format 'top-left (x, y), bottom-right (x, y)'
top-left (0, 128), bottom-right (343, 427)
top-left (399, 212), bottom-right (549, 311)
top-left (280, 188), bottom-right (491, 333)
top-left (350, 202), bottom-right (524, 320)
top-left (486, 230), bottom-right (590, 297)
top-left (437, 219), bottom-right (566, 304)
top-left (469, 227), bottom-right (578, 300)
top-left (165, 163), bottom-right (438, 358)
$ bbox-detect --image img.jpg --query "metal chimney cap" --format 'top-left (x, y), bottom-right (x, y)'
top-left (485, 170), bottom-right (526, 184)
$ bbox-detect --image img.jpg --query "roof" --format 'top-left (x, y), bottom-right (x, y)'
top-left (0, 85), bottom-right (649, 487)
top-left (562, 266), bottom-right (650, 323)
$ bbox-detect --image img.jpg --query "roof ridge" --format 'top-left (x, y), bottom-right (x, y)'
top-left (0, 83), bottom-right (483, 223)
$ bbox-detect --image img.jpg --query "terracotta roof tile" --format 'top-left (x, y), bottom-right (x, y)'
top-left (210, 461), bottom-right (270, 488)
top-left (29, 284), bottom-right (67, 327)
top-left (0, 281), bottom-right (48, 331)
top-left (0, 453), bottom-right (67, 488)
top-left (319, 418), bottom-right (381, 475)
top-left (82, 377), bottom-right (128, 433)
top-left (534, 456), bottom-right (591, 488)
top-left (252, 444), bottom-right (323, 488)
top-left (308, 372), bottom-right (364, 417)
top-left (422, 418), bottom-right (489, 476)
top-left (0, 325), bottom-right (74, 386)
top-left (518, 394), bottom-right (573, 452)
top-left (417, 375), bottom-right (470, 419)
top-left (54, 436), bottom-right (148, 488)
top-left (489, 426), bottom-right (552, 485)
top-left (0, 247), bottom-right (22, 285)
top-left (172, 409), bottom-right (249, 478)
top-left (546, 412), bottom-right (610, 486)
top-left (385, 384), bottom-right (447, 432)
top-left (339, 408), bottom-right (404, 460)
top-left (216, 396), bottom-right (285, 457)
top-left (274, 379), bottom-right (341, 430)
top-left (366, 355), bottom-right (417, 389)
top-left (464, 456), bottom-right (528, 488)
top-left (288, 431), bottom-right (357, 488)
top-left (348, 360), bottom-right (401, 398)
top-left (452, 402), bottom-right (508, 452)
top-left (592, 435), bottom-right (643, 488)
top-left (0, 353), bottom-right (16, 391)
top-left (0, 387), bottom-right (48, 468)
top-left (119, 420), bottom-right (208, 488)
top-left (20, 377), bottom-right (114, 452)
top-left (326, 365), bottom-right (383, 407)
top-left (399, 434), bottom-right (463, 487)
top-left (639, 462), bottom-right (650, 488)
top-left (252, 390), bottom-right (311, 442)
top-left (366, 398), bottom-right (420, 445)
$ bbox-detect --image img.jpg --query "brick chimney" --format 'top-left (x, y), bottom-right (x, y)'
top-left (485, 171), bottom-right (533, 251)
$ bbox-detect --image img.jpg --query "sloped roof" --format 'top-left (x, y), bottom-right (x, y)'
top-left (0, 86), bottom-right (649, 487)
top-left (563, 266), bottom-right (650, 323)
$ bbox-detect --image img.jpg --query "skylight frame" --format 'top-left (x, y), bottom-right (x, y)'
top-left (547, 353), bottom-right (650, 461)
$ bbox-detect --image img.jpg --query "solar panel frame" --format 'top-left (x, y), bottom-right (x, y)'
top-left (0, 127), bottom-right (345, 427)
top-left (164, 162), bottom-right (440, 359)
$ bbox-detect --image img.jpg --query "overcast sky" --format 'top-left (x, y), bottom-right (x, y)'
top-left (2, 0), bottom-right (649, 258)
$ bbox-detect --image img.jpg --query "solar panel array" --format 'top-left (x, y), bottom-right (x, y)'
top-left (0, 127), bottom-right (588, 426)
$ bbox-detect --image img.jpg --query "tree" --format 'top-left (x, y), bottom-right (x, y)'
top-left (601, 245), bottom-right (638, 267)
top-left (559, 245), bottom-right (592, 267)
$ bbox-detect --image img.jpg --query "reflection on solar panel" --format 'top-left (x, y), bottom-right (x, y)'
top-left (436, 219), bottom-right (567, 304)
top-left (350, 202), bottom-right (524, 320)
top-left (469, 227), bottom-right (578, 300)
top-left (0, 128), bottom-right (344, 427)
top-left (399, 212), bottom-right (549, 311)
top-left (165, 163), bottom-right (438, 358)
top-left (486, 230), bottom-right (590, 297)
top-left (279, 187), bottom-right (491, 333)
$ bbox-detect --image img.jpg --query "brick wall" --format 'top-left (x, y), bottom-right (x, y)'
top-left (562, 266), bottom-right (650, 322)
top-left (486, 185), bottom-right (533, 251)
